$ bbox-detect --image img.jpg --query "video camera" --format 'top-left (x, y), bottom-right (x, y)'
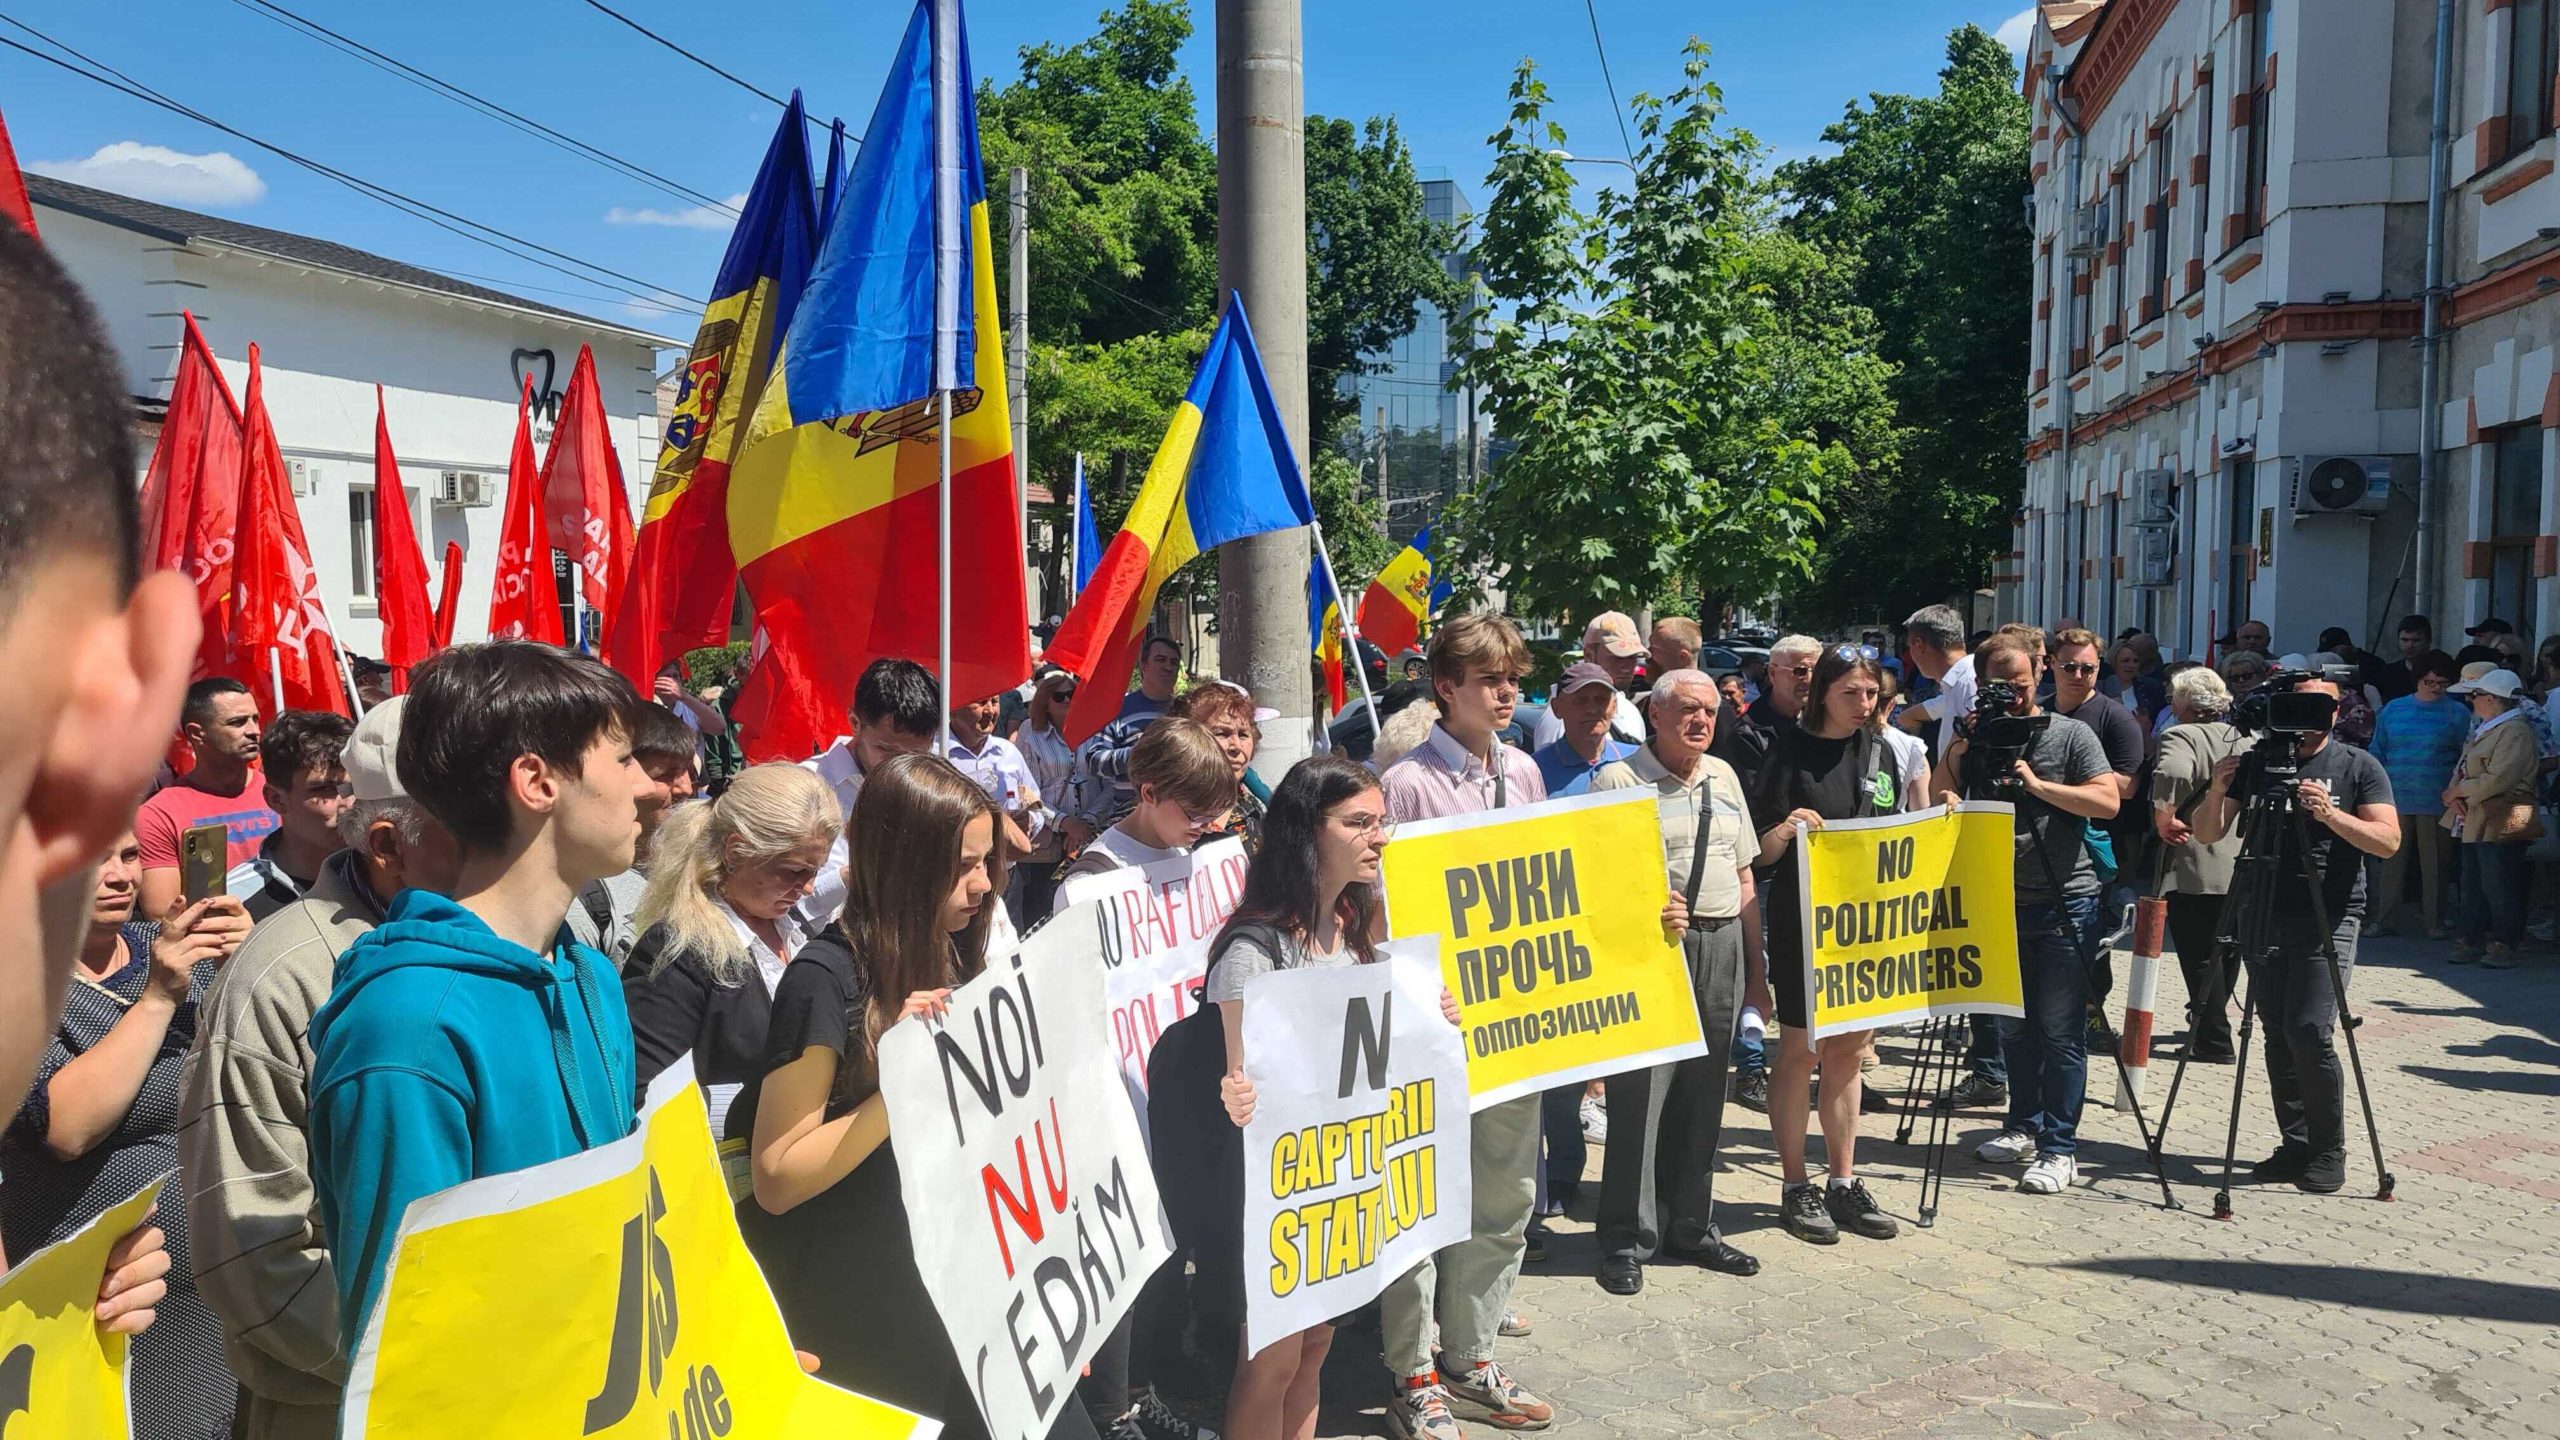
top-left (1960, 678), bottom-right (2049, 800)
top-left (2227, 665), bottom-right (2348, 790)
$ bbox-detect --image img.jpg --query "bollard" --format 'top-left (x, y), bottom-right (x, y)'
top-left (2116, 894), bottom-right (2166, 1109)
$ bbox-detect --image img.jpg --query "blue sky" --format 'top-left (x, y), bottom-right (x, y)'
top-left (2, 0), bottom-right (2034, 338)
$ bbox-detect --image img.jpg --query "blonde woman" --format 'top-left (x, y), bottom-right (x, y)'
top-left (623, 763), bottom-right (841, 1174)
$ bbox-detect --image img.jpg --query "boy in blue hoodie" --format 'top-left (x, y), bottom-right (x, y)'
top-left (308, 641), bottom-right (651, 1354)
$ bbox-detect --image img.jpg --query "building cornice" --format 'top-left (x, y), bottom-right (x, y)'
top-left (2063, 0), bottom-right (2179, 121)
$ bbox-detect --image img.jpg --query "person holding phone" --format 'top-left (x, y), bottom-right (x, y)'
top-left (137, 678), bottom-right (280, 919)
top-left (3, 828), bottom-right (251, 1438)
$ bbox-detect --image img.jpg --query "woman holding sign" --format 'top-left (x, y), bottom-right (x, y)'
top-left (1200, 756), bottom-right (1427, 1440)
top-left (1746, 644), bottom-right (1908, 1248)
top-left (739, 753), bottom-right (1099, 1440)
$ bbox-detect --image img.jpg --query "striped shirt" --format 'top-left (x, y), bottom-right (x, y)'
top-left (2370, 694), bottom-right (2470, 815)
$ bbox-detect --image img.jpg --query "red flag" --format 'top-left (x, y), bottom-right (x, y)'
top-left (539, 345), bottom-right (634, 627)
top-left (0, 107), bottom-right (36, 240)
top-left (232, 347), bottom-right (350, 716)
top-left (369, 387), bottom-right (435, 688)
top-left (489, 382), bottom-right (565, 645)
top-left (136, 314), bottom-right (247, 681)
top-left (431, 540), bottom-right (465, 649)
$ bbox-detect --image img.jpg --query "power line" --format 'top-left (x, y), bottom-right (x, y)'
top-left (225, 0), bottom-right (736, 216)
top-left (1581, 0), bottom-right (1636, 162)
top-left (578, 0), bottom-right (828, 136)
top-left (0, 16), bottom-right (703, 311)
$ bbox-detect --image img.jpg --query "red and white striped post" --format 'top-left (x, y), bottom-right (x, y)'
top-left (2116, 893), bottom-right (2167, 1108)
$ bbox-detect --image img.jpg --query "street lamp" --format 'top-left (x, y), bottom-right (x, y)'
top-left (1545, 148), bottom-right (1638, 176)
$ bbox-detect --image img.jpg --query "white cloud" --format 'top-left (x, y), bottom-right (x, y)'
top-left (603, 193), bottom-right (747, 230)
top-left (1995, 6), bottom-right (2038, 55)
top-left (31, 142), bottom-right (265, 208)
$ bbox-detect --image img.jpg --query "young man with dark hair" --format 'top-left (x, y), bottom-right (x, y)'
top-left (181, 696), bottom-right (464, 1439)
top-left (791, 657), bottom-right (940, 940)
top-left (243, 711), bottom-right (357, 921)
top-left (1065, 635), bottom-right (1186, 840)
top-left (307, 642), bottom-right (650, 1352)
top-left (139, 676), bottom-right (280, 918)
top-left (567, 701), bottom-right (699, 964)
top-left (2364, 614), bottom-right (2434, 704)
top-left (0, 220), bottom-right (218, 1329)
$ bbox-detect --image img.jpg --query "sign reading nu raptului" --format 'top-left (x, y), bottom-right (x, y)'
top-left (1379, 789), bottom-right (1707, 1109)
top-left (1792, 803), bottom-right (2022, 1042)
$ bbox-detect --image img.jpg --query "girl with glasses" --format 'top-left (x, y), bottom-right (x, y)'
top-left (1057, 718), bottom-right (1241, 886)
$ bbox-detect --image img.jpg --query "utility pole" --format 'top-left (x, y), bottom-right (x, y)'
top-left (1215, 0), bottom-right (1312, 775)
top-left (1009, 165), bottom-right (1034, 618)
top-left (1375, 404), bottom-right (1390, 537)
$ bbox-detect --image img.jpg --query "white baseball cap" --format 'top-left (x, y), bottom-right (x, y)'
top-left (2450, 668), bottom-right (2526, 700)
top-left (342, 696), bottom-right (408, 802)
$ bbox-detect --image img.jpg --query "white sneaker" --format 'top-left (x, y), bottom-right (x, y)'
top-left (2019, 1153), bottom-right (2077, 1194)
top-left (1579, 1094), bottom-right (1609, 1144)
top-left (1974, 1130), bottom-right (2036, 1164)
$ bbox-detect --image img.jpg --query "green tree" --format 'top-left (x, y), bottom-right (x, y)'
top-left (1777, 25), bottom-right (2031, 624)
top-left (1449, 44), bottom-right (1883, 627)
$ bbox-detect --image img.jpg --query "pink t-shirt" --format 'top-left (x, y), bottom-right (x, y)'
top-left (136, 771), bottom-right (278, 873)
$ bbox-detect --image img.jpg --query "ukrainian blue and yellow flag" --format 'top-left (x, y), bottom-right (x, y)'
top-left (1310, 553), bottom-right (1347, 712)
top-left (726, 0), bottom-right (1031, 761)
top-left (604, 95), bottom-right (818, 687)
top-left (1359, 523), bottom-right (1434, 657)
top-left (1047, 296), bottom-right (1314, 743)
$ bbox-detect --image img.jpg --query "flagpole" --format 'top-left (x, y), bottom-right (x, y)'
top-left (931, 0), bottom-right (963, 759)
top-left (939, 389), bottom-right (953, 757)
top-left (268, 648), bottom-right (287, 719)
top-left (1069, 451), bottom-right (1084, 604)
top-left (1308, 520), bottom-right (1379, 730)
top-left (315, 591), bottom-right (367, 718)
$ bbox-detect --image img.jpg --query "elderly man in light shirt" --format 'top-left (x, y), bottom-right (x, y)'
top-left (1529, 611), bottom-right (1648, 748)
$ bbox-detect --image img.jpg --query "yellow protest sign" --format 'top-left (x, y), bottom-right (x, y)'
top-left (1381, 789), bottom-right (1706, 1110)
top-left (0, 1176), bottom-right (162, 1440)
top-left (342, 1061), bottom-right (936, 1440)
top-left (1795, 803), bottom-right (2022, 1042)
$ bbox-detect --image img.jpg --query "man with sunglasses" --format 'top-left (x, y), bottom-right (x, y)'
top-left (2050, 628), bottom-right (2146, 997)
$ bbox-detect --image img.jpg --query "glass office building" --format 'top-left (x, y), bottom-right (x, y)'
top-left (1338, 173), bottom-right (1483, 539)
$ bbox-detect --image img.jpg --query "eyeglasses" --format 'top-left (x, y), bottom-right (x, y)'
top-left (2056, 661), bottom-right (2100, 676)
top-left (1781, 664), bottom-right (1815, 677)
top-left (1176, 804), bottom-right (1230, 833)
top-left (1338, 813), bottom-right (1397, 840)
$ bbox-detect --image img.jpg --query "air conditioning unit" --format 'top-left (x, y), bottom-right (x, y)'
top-left (2292, 454), bottom-right (2401, 517)
top-left (2132, 467), bottom-right (2174, 526)
top-left (436, 470), bottom-right (498, 508)
top-left (2066, 197), bottom-right (2111, 257)
top-left (287, 460), bottom-right (320, 498)
top-left (2133, 525), bottom-right (2175, 587)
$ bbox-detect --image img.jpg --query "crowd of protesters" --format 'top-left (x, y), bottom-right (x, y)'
top-left (0, 206), bottom-right (2546, 1440)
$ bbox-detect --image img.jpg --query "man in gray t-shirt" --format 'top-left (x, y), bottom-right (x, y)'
top-left (1932, 637), bottom-right (2123, 1194)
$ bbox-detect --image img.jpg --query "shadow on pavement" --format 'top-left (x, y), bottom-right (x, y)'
top-left (2053, 1258), bottom-right (2560, 1325)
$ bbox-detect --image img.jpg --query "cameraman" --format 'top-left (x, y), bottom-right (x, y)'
top-left (2191, 676), bottom-right (2397, 1193)
top-left (1930, 633), bottom-right (2120, 1196)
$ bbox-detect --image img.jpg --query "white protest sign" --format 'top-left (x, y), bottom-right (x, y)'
top-left (877, 905), bottom-right (1174, 1440)
top-left (1054, 836), bottom-right (1250, 1114)
top-left (1238, 941), bottom-right (1472, 1358)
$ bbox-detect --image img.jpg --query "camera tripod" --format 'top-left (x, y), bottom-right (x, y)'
top-left (2145, 746), bottom-right (2398, 1217)
top-left (1894, 766), bottom-right (2178, 1223)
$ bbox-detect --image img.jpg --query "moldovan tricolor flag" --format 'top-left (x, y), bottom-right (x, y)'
top-left (1047, 297), bottom-right (1313, 744)
top-left (488, 381), bottom-right (565, 646)
top-left (726, 0), bottom-right (1029, 761)
top-left (232, 348), bottom-right (349, 716)
top-left (369, 388), bottom-right (435, 688)
top-left (539, 344), bottom-right (635, 629)
top-left (1310, 553), bottom-right (1347, 713)
top-left (136, 313), bottom-right (246, 682)
top-left (1359, 523), bottom-right (1433, 658)
top-left (604, 97), bottom-right (818, 688)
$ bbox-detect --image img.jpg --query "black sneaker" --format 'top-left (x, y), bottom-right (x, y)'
top-left (1523, 1221), bottom-right (1550, 1263)
top-left (2252, 1142), bottom-right (2310, 1181)
top-left (1125, 1386), bottom-right (1217, 1440)
top-left (2294, 1150), bottom-right (2347, 1194)
top-left (1822, 1179), bottom-right (1901, 1240)
top-left (1934, 1072), bottom-right (2008, 1111)
top-left (1781, 1182), bottom-right (1840, 1245)
top-left (1733, 1069), bottom-right (1770, 1112)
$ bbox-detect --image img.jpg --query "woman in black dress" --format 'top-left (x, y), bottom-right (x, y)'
top-left (1745, 645), bottom-right (1904, 1250)
top-left (0, 829), bottom-right (248, 1440)
top-left (624, 762), bottom-right (840, 1195)
top-left (739, 753), bottom-right (1097, 1440)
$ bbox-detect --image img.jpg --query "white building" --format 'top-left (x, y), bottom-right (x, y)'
top-left (2011, 0), bottom-right (2558, 655)
top-left (29, 173), bottom-right (675, 655)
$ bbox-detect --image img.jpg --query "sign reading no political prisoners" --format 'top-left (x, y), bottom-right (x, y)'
top-left (1793, 803), bottom-right (2023, 1042)
top-left (0, 1176), bottom-right (163, 1440)
top-left (1054, 835), bottom-right (1250, 1117)
top-left (1379, 789), bottom-right (1707, 1110)
top-left (344, 1062), bottom-right (933, 1440)
top-left (877, 903), bottom-right (1173, 1440)
top-left (1238, 941), bottom-right (1471, 1358)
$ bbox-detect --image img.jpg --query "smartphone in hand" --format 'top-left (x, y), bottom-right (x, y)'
top-left (179, 823), bottom-right (228, 905)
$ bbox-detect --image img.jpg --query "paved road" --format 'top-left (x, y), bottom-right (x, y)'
top-left (1307, 930), bottom-right (2560, 1438)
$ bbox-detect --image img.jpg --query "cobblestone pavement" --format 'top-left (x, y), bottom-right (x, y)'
top-left (1309, 930), bottom-right (2560, 1438)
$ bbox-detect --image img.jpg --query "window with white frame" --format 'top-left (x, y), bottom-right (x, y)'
top-left (348, 487), bottom-right (375, 599)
